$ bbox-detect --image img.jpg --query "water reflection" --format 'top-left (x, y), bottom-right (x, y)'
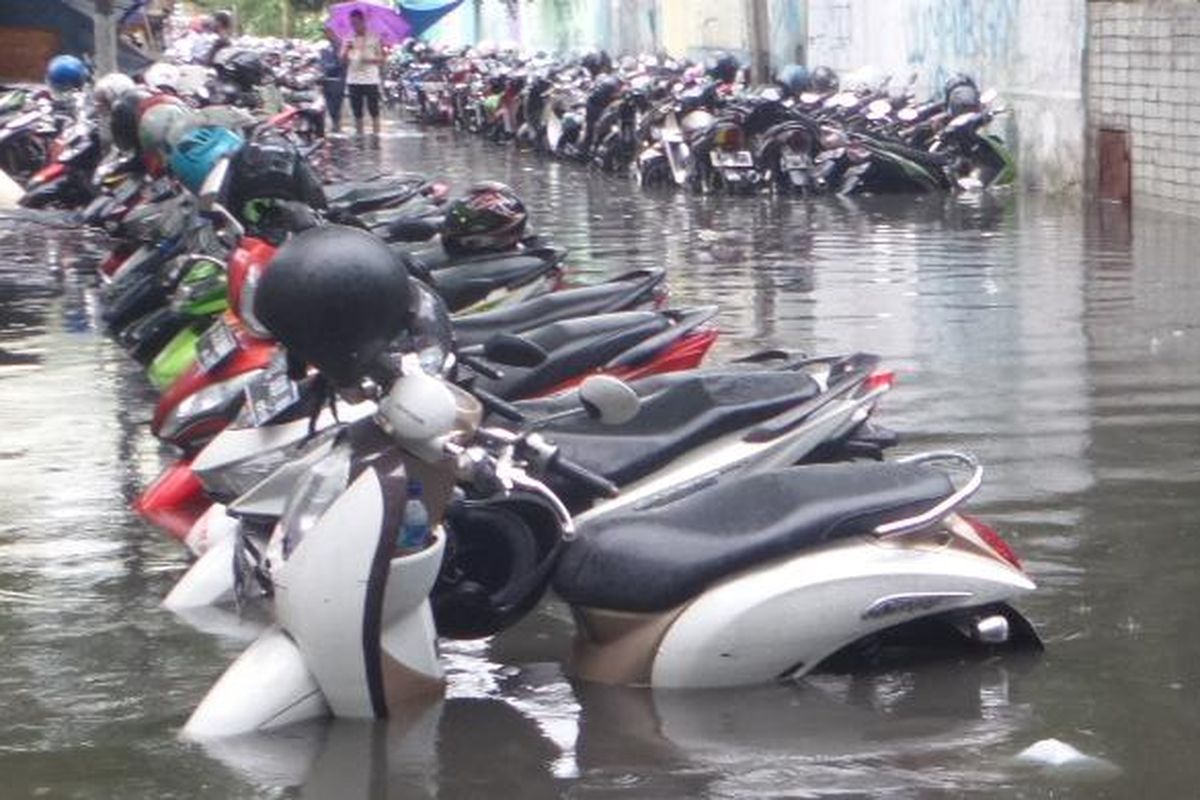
top-left (195, 655), bottom-right (1038, 799)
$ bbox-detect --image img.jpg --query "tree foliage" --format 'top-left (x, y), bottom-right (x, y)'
top-left (191, 0), bottom-right (332, 39)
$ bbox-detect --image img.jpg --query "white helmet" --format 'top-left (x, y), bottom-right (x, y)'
top-left (94, 72), bottom-right (135, 111)
top-left (144, 62), bottom-right (182, 93)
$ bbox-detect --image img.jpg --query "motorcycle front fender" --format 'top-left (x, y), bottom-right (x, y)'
top-left (183, 626), bottom-right (327, 738)
top-left (163, 533), bottom-right (237, 610)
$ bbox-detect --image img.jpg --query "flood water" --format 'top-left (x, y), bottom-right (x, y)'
top-left (1, 121), bottom-right (1198, 798)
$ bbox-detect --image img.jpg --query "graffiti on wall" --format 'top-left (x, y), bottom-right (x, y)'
top-left (807, 0), bottom-right (852, 63)
top-left (905, 0), bottom-right (1018, 89)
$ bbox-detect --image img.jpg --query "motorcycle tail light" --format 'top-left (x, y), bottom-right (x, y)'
top-left (865, 370), bottom-right (896, 392)
top-left (963, 514), bottom-right (1023, 570)
top-left (714, 126), bottom-right (743, 149)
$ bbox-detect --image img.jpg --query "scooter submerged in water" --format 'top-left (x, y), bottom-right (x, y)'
top-left (160, 347), bottom-right (895, 609)
top-left (182, 358), bottom-right (1040, 739)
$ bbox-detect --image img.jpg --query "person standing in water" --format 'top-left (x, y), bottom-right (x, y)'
top-left (341, 9), bottom-right (385, 136)
top-left (319, 26), bottom-right (347, 133)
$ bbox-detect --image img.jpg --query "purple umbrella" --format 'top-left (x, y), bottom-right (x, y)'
top-left (327, 1), bottom-right (412, 45)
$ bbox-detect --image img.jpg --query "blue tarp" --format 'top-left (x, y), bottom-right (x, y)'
top-left (397, 0), bottom-right (465, 37)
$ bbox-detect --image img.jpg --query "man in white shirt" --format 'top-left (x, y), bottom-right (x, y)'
top-left (340, 9), bottom-right (385, 136)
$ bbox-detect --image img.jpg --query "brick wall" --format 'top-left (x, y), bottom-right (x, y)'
top-left (1088, 2), bottom-right (1200, 213)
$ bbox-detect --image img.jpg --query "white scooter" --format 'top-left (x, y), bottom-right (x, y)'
top-left (182, 359), bottom-right (1039, 739)
top-left (163, 350), bottom-right (894, 611)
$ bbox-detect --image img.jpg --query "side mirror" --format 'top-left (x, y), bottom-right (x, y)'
top-left (483, 333), bottom-right (548, 368)
top-left (198, 156), bottom-right (231, 211)
top-left (578, 375), bottom-right (640, 426)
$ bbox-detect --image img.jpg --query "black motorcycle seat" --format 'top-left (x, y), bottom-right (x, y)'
top-left (453, 270), bottom-right (661, 348)
top-left (544, 370), bottom-right (821, 492)
top-left (405, 240), bottom-right (563, 273)
top-left (325, 177), bottom-right (422, 205)
top-left (553, 463), bottom-right (955, 612)
top-left (474, 311), bottom-right (671, 399)
top-left (429, 253), bottom-right (559, 312)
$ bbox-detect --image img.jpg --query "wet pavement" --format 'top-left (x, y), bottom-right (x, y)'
top-left (1, 121), bottom-right (1198, 798)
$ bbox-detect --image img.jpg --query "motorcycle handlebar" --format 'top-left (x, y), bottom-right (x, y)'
top-left (457, 352), bottom-right (503, 381)
top-left (473, 386), bottom-right (525, 422)
top-left (550, 451), bottom-right (619, 498)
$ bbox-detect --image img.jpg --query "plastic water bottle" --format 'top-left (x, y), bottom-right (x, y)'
top-left (397, 479), bottom-right (430, 555)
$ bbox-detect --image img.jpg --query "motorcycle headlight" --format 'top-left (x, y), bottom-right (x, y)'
top-left (197, 425), bottom-right (340, 503)
top-left (279, 442), bottom-right (351, 559)
top-left (236, 265), bottom-right (271, 338)
top-left (59, 129), bottom-right (93, 163)
top-left (158, 371), bottom-right (262, 441)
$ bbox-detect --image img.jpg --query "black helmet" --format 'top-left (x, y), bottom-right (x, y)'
top-left (227, 132), bottom-right (326, 225)
top-left (943, 72), bottom-right (977, 104)
top-left (214, 49), bottom-right (266, 90)
top-left (254, 225), bottom-right (414, 387)
top-left (588, 74), bottom-right (622, 108)
top-left (580, 48), bottom-right (612, 77)
top-left (947, 83), bottom-right (981, 117)
top-left (111, 87), bottom-right (151, 152)
top-left (441, 182), bottom-right (527, 255)
top-left (810, 65), bottom-right (839, 93)
top-left (433, 492), bottom-right (565, 639)
top-left (707, 52), bottom-right (740, 84)
top-left (775, 64), bottom-right (810, 96)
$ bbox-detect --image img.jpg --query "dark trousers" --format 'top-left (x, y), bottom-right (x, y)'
top-left (348, 83), bottom-right (381, 121)
top-left (323, 79), bottom-right (345, 127)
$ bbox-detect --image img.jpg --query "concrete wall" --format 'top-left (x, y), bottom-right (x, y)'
top-left (1087, 1), bottom-right (1200, 215)
top-left (428, 0), bottom-right (649, 56)
top-left (806, 0), bottom-right (1086, 193)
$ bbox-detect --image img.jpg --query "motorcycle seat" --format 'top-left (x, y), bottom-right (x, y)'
top-left (453, 269), bottom-right (663, 348)
top-left (474, 311), bottom-right (672, 399)
top-left (404, 239), bottom-right (562, 273)
top-left (553, 462), bottom-right (955, 613)
top-left (543, 370), bottom-right (822, 493)
top-left (429, 253), bottom-right (560, 313)
top-left (325, 180), bottom-right (423, 214)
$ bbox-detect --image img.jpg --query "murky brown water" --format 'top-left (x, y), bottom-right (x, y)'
top-left (1, 121), bottom-right (1198, 798)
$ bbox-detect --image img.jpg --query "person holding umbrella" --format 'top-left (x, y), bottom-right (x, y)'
top-left (341, 8), bottom-right (385, 136)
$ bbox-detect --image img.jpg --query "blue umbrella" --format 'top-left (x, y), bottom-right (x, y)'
top-left (397, 0), bottom-right (466, 37)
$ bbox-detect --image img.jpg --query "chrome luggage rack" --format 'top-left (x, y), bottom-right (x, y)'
top-left (873, 451), bottom-right (983, 537)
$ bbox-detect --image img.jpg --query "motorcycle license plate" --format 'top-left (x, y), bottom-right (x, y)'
top-left (781, 153), bottom-right (809, 170)
top-left (422, 82), bottom-right (446, 92)
top-left (242, 363), bottom-right (300, 427)
top-left (710, 150), bottom-right (753, 168)
top-left (196, 318), bottom-right (238, 373)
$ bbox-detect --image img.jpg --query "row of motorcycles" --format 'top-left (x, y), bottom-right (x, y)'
top-left (52, 52), bottom-right (1042, 744)
top-left (1, 46), bottom-right (325, 210)
top-left (396, 45), bottom-right (1016, 195)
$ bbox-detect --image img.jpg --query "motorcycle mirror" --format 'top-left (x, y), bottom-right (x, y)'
top-left (980, 88), bottom-right (998, 105)
top-left (197, 156), bottom-right (231, 211)
top-left (578, 375), bottom-right (640, 425)
top-left (482, 333), bottom-right (548, 368)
